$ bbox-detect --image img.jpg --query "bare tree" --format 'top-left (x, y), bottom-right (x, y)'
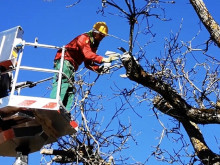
top-left (41, 0), bottom-right (220, 164)
top-left (100, 0), bottom-right (220, 164)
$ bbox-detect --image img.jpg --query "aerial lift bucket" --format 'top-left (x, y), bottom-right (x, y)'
top-left (0, 26), bottom-right (78, 163)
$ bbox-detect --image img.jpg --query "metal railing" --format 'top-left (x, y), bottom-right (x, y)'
top-left (10, 40), bottom-right (68, 101)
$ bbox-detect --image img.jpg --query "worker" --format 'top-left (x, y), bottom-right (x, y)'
top-left (50, 22), bottom-right (116, 111)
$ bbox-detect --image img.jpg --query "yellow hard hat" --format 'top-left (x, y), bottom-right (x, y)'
top-left (93, 22), bottom-right (108, 35)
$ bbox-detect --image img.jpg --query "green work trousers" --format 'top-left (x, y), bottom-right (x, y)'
top-left (50, 60), bottom-right (75, 111)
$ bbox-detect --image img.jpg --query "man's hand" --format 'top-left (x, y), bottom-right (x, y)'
top-left (102, 56), bottom-right (118, 63)
top-left (99, 62), bottom-right (111, 74)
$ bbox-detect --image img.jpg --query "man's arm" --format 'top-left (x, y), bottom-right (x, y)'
top-left (77, 35), bottom-right (103, 64)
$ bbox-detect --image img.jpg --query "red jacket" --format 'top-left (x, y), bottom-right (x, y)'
top-left (54, 33), bottom-right (103, 71)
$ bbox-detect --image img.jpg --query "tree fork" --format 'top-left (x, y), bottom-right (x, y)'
top-left (121, 55), bottom-right (191, 111)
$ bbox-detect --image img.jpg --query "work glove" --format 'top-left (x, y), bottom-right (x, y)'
top-left (99, 63), bottom-right (111, 74)
top-left (102, 56), bottom-right (119, 63)
top-left (102, 51), bottom-right (120, 63)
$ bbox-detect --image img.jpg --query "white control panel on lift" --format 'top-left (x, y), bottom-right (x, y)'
top-left (0, 26), bottom-right (23, 69)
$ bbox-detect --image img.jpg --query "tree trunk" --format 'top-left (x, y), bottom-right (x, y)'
top-left (181, 120), bottom-right (220, 165)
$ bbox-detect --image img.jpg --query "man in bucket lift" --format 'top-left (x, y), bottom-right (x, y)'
top-left (50, 22), bottom-right (117, 111)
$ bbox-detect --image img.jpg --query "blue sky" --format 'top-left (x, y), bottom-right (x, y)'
top-left (1, 0), bottom-right (220, 165)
